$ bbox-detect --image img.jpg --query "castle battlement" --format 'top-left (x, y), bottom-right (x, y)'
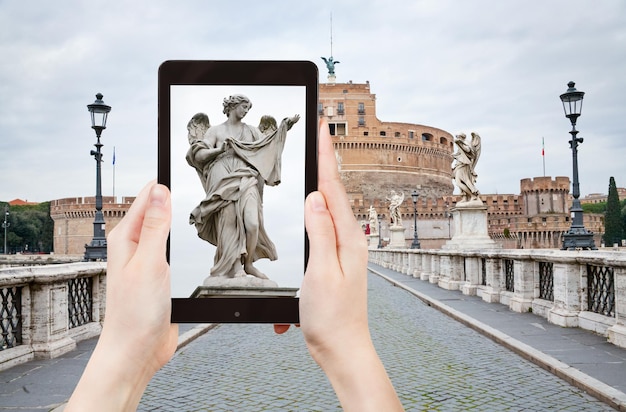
top-left (520, 176), bottom-right (570, 193)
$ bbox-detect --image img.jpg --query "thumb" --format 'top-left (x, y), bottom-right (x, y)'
top-left (305, 191), bottom-right (339, 275)
top-left (134, 184), bottom-right (171, 264)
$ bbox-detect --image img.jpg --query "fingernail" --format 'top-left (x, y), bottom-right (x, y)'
top-left (150, 184), bottom-right (168, 206)
top-left (309, 191), bottom-right (327, 212)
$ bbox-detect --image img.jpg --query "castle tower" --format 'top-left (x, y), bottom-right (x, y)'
top-left (319, 81), bottom-right (454, 205)
top-left (520, 176), bottom-right (570, 215)
top-left (50, 196), bottom-right (133, 255)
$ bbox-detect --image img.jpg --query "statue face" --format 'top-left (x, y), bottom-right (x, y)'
top-left (232, 102), bottom-right (250, 119)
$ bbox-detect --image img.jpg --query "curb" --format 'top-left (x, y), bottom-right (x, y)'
top-left (177, 323), bottom-right (216, 350)
top-left (369, 267), bottom-right (626, 412)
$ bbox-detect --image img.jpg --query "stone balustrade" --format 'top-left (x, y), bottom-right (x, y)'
top-left (0, 262), bottom-right (106, 371)
top-left (369, 248), bottom-right (626, 349)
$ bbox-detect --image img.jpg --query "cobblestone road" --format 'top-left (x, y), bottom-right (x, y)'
top-left (139, 274), bottom-right (612, 411)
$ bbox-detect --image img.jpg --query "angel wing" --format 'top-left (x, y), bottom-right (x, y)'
top-left (187, 112), bottom-right (211, 143)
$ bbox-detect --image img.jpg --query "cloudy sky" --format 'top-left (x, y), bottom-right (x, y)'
top-left (1, 0), bottom-right (625, 204)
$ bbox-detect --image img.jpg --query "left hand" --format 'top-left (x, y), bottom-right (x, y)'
top-left (66, 182), bottom-right (178, 411)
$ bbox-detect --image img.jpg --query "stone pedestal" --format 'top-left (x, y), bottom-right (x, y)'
top-left (368, 234), bottom-right (380, 250)
top-left (191, 275), bottom-right (298, 298)
top-left (443, 200), bottom-right (499, 249)
top-left (388, 225), bottom-right (406, 248)
top-left (608, 324), bottom-right (626, 349)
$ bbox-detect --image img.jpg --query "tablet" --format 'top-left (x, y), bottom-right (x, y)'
top-left (158, 60), bottom-right (318, 323)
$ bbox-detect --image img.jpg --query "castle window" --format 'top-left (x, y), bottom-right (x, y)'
top-left (318, 103), bottom-right (323, 115)
top-left (363, 131), bottom-right (369, 136)
top-left (358, 102), bottom-right (365, 114)
top-left (394, 132), bottom-right (401, 138)
top-left (380, 131), bottom-right (386, 137)
top-left (337, 102), bottom-right (344, 115)
top-left (440, 136), bottom-right (448, 145)
top-left (328, 122), bottom-right (346, 136)
top-left (409, 130), bottom-right (415, 139)
top-left (358, 116), bottom-right (365, 126)
top-left (422, 133), bottom-right (433, 141)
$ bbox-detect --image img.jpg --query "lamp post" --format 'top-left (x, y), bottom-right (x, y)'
top-left (2, 206), bottom-right (9, 254)
top-left (445, 203), bottom-right (452, 239)
top-left (559, 82), bottom-right (596, 250)
top-left (84, 93), bottom-right (111, 261)
top-left (410, 190), bottom-right (421, 249)
top-left (377, 214), bottom-right (383, 249)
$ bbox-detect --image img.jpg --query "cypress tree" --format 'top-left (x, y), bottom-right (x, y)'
top-left (603, 177), bottom-right (624, 246)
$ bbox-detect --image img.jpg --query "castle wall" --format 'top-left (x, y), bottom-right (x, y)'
top-left (50, 197), bottom-right (134, 255)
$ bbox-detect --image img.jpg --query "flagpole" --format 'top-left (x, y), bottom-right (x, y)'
top-left (542, 137), bottom-right (546, 177)
top-left (112, 146), bottom-right (116, 200)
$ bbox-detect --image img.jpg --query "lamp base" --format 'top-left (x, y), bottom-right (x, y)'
top-left (84, 239), bottom-right (107, 261)
top-left (561, 227), bottom-right (597, 250)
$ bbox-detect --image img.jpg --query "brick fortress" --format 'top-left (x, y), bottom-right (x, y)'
top-left (319, 80), bottom-right (603, 249)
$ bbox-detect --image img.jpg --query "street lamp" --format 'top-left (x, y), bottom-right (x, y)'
top-left (84, 93), bottom-right (111, 261)
top-left (445, 202), bottom-right (452, 239)
top-left (2, 206), bottom-right (9, 254)
top-left (410, 190), bottom-right (421, 249)
top-left (559, 81), bottom-right (596, 250)
top-left (377, 214), bottom-right (383, 249)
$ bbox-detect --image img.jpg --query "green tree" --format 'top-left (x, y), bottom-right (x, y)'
top-left (0, 201), bottom-right (54, 253)
top-left (603, 177), bottom-right (624, 246)
top-left (582, 202), bottom-right (606, 214)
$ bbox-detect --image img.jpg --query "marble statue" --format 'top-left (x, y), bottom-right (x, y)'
top-left (386, 190), bottom-right (404, 227)
top-left (452, 132), bottom-right (481, 203)
top-left (321, 56), bottom-right (340, 75)
top-left (186, 94), bottom-right (299, 280)
top-left (368, 205), bottom-right (378, 235)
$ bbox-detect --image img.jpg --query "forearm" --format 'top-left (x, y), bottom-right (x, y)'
top-left (65, 335), bottom-right (155, 411)
top-left (194, 146), bottom-right (223, 163)
top-left (315, 340), bottom-right (404, 412)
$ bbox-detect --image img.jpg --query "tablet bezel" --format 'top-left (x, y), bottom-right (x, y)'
top-left (158, 60), bottom-right (318, 323)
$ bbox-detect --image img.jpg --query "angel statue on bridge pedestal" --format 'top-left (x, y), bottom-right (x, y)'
top-left (386, 191), bottom-right (404, 227)
top-left (452, 132), bottom-right (482, 203)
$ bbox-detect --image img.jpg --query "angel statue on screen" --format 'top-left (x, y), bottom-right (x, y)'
top-left (452, 132), bottom-right (482, 203)
top-left (185, 94), bottom-right (299, 281)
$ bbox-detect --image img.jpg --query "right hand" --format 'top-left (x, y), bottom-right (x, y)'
top-left (299, 121), bottom-right (370, 361)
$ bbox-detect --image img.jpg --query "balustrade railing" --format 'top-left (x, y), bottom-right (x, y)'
top-left (0, 286), bottom-right (22, 351)
top-left (68, 277), bottom-right (94, 329)
top-left (539, 261), bottom-right (554, 301)
top-left (369, 248), bottom-right (626, 350)
top-left (504, 259), bottom-right (514, 292)
top-left (0, 262), bottom-right (105, 371)
top-left (587, 264), bottom-right (615, 318)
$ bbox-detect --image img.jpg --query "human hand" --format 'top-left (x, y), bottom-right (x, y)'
top-left (66, 182), bottom-right (178, 411)
top-left (221, 139), bottom-right (231, 151)
top-left (276, 120), bottom-right (403, 411)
